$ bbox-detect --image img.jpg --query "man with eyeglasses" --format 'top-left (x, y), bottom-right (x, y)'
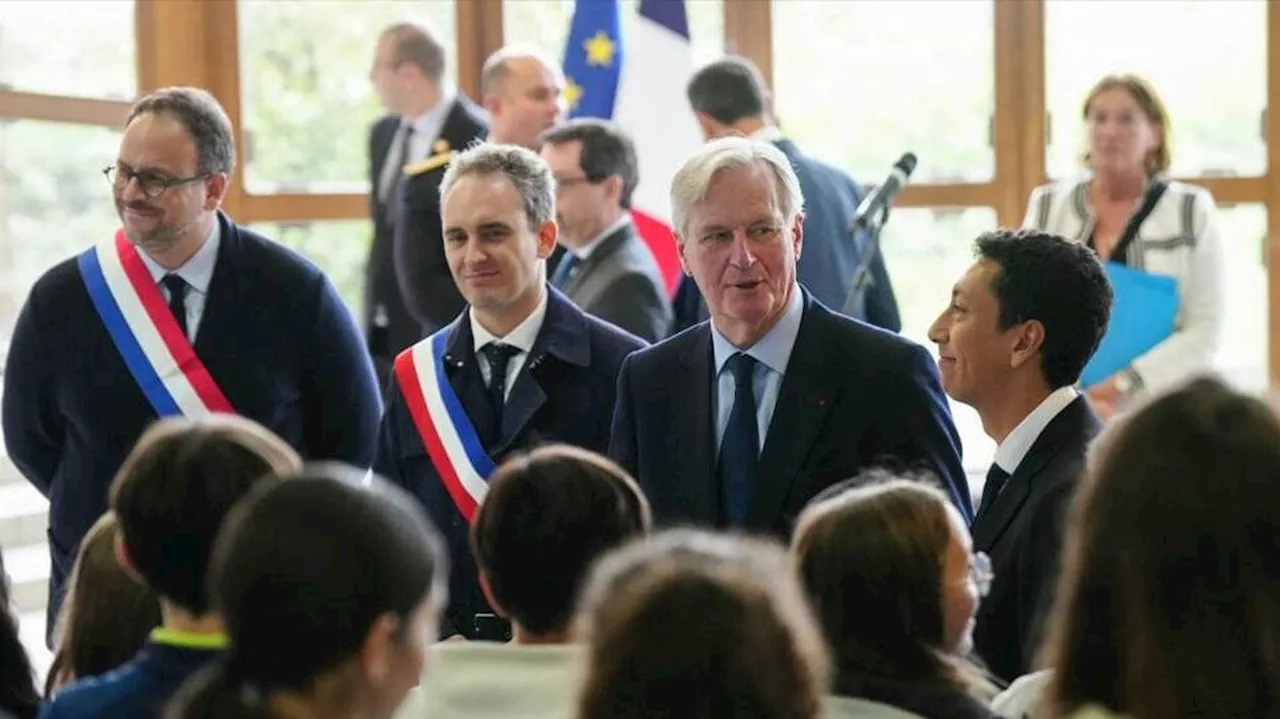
top-left (538, 119), bottom-right (671, 342)
top-left (927, 228), bottom-right (1113, 682)
top-left (2, 86), bottom-right (381, 645)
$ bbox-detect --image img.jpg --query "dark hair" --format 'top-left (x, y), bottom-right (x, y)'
top-left (126, 86), bottom-right (236, 176)
top-left (470, 444), bottom-right (649, 636)
top-left (381, 22), bottom-right (447, 81)
top-left (46, 512), bottom-right (161, 696)
top-left (974, 228), bottom-right (1112, 388)
top-left (0, 553), bottom-right (39, 719)
top-left (792, 476), bottom-right (994, 702)
top-left (1082, 74), bottom-right (1172, 175)
top-left (576, 530), bottom-right (829, 719)
top-left (108, 416), bottom-right (301, 614)
top-left (1042, 377), bottom-right (1280, 719)
top-left (538, 118), bottom-right (640, 209)
top-left (168, 464), bottom-right (446, 719)
top-left (686, 56), bottom-right (768, 125)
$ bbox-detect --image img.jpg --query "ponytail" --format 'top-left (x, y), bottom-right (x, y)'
top-left (164, 658), bottom-right (273, 719)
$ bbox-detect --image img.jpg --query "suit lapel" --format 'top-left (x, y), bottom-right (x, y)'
top-left (747, 300), bottom-right (835, 528)
top-left (192, 212), bottom-right (238, 357)
top-left (678, 325), bottom-right (719, 520)
top-left (563, 223), bottom-right (632, 296)
top-left (439, 316), bottom-right (496, 448)
top-left (491, 288), bottom-right (591, 456)
top-left (972, 397), bottom-right (1099, 549)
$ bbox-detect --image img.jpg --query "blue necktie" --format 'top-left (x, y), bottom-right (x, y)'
top-left (481, 342), bottom-right (519, 446)
top-left (551, 253), bottom-right (580, 290)
top-left (718, 353), bottom-right (759, 525)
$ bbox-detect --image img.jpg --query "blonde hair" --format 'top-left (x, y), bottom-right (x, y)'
top-left (1081, 74), bottom-right (1172, 175)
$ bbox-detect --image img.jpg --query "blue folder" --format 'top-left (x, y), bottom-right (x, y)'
top-left (1080, 262), bottom-right (1179, 388)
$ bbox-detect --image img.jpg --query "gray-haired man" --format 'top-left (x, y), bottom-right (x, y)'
top-left (373, 142), bottom-right (646, 640)
top-left (608, 136), bottom-right (970, 536)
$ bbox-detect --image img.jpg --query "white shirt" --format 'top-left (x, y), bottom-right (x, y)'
top-left (136, 220), bottom-right (220, 342)
top-left (394, 642), bottom-right (582, 719)
top-left (567, 213), bottom-right (631, 262)
top-left (470, 290), bottom-right (549, 402)
top-left (993, 386), bottom-right (1080, 474)
top-left (750, 125), bottom-right (785, 143)
top-left (376, 92), bottom-right (457, 203)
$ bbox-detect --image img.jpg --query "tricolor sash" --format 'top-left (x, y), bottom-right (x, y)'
top-left (394, 331), bottom-right (495, 523)
top-left (77, 229), bottom-right (234, 418)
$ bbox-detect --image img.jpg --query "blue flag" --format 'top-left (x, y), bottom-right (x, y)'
top-left (562, 0), bottom-right (623, 119)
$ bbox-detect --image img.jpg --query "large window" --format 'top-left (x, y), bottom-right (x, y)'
top-left (0, 0), bottom-right (135, 100)
top-left (503, 0), bottom-right (724, 71)
top-left (1045, 0), bottom-right (1267, 179)
top-left (0, 121), bottom-right (122, 341)
top-left (1216, 203), bottom-right (1268, 391)
top-left (772, 0), bottom-right (995, 184)
top-left (236, 0), bottom-right (456, 194)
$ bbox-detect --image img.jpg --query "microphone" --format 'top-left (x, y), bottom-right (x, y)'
top-left (850, 152), bottom-right (918, 233)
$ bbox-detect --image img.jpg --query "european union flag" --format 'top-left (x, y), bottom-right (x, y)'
top-left (562, 0), bottom-right (623, 119)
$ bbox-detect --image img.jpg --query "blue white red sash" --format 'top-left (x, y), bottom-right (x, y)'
top-left (394, 330), bottom-right (496, 523)
top-left (77, 229), bottom-right (234, 418)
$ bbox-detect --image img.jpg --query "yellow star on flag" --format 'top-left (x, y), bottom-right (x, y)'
top-left (564, 77), bottom-right (584, 111)
top-left (584, 30), bottom-right (617, 67)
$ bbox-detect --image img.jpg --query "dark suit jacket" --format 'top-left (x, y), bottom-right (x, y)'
top-left (3, 212), bottom-right (382, 638)
top-left (972, 395), bottom-right (1100, 682)
top-left (365, 115), bottom-right (424, 385)
top-left (610, 292), bottom-right (970, 536)
top-left (373, 286), bottom-right (646, 638)
top-left (670, 137), bottom-right (902, 335)
top-left (560, 222), bottom-right (672, 342)
top-left (393, 97), bottom-right (488, 334)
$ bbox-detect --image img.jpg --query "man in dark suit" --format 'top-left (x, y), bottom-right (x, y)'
top-left (539, 118), bottom-right (671, 341)
top-left (369, 23), bottom-right (490, 345)
top-left (374, 143), bottom-right (645, 640)
top-left (927, 228), bottom-right (1112, 681)
top-left (609, 136), bottom-right (968, 540)
top-left (672, 56), bottom-right (901, 335)
top-left (2, 87), bottom-right (381, 641)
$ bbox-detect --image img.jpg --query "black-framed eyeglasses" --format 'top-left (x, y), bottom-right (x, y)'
top-left (103, 164), bottom-right (209, 199)
top-left (970, 551), bottom-right (994, 597)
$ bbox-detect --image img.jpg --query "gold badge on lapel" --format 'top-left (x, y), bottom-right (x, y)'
top-left (433, 139), bottom-right (451, 154)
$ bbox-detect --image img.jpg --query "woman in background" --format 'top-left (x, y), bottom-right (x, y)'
top-left (1040, 377), bottom-right (1280, 718)
top-left (45, 512), bottom-right (161, 696)
top-left (167, 465), bottom-right (447, 719)
top-left (1022, 74), bottom-right (1224, 418)
top-left (793, 476), bottom-right (999, 719)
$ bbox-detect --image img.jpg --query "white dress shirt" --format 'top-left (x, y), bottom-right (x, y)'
top-left (709, 286), bottom-right (805, 454)
top-left (566, 213), bottom-right (632, 262)
top-left (136, 220), bottom-right (220, 342)
top-left (992, 385), bottom-right (1080, 474)
top-left (469, 290), bottom-right (549, 402)
top-left (376, 91), bottom-right (457, 203)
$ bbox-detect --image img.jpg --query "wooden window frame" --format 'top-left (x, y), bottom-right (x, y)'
top-left (3, 0), bottom-right (1277, 379)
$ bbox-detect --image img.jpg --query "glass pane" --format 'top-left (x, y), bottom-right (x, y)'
top-left (880, 206), bottom-right (999, 483)
top-left (237, 0), bottom-right (456, 194)
top-left (0, 0), bottom-right (135, 99)
top-left (251, 221), bottom-right (372, 320)
top-left (1045, 0), bottom-right (1266, 178)
top-left (502, 0), bottom-right (724, 70)
top-left (773, 0), bottom-right (994, 184)
top-left (0, 121), bottom-right (121, 343)
top-left (1214, 203), bottom-right (1267, 392)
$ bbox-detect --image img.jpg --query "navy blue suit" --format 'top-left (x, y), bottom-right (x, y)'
top-left (3, 212), bottom-right (382, 637)
top-left (612, 292), bottom-right (970, 536)
top-left (373, 286), bottom-right (645, 638)
top-left (671, 137), bottom-right (902, 335)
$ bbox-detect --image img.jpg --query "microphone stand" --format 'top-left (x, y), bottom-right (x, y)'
top-left (841, 202), bottom-right (891, 319)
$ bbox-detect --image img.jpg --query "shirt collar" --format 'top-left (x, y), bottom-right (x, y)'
top-left (710, 285), bottom-right (804, 376)
top-left (994, 385), bottom-right (1080, 474)
top-left (571, 214), bottom-right (631, 262)
top-left (404, 90), bottom-right (456, 145)
top-left (470, 289), bottom-right (549, 356)
top-left (137, 220), bottom-right (220, 293)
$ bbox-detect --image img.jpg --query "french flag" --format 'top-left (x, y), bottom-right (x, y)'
top-left (562, 0), bottom-right (703, 296)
